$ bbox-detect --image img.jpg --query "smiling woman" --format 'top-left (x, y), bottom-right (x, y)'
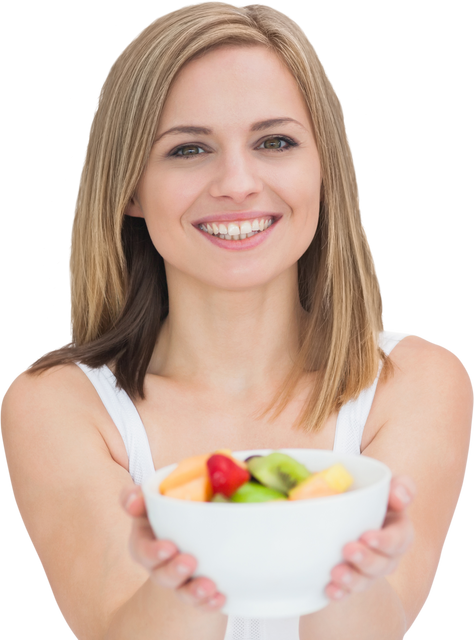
top-left (1, 3), bottom-right (472, 640)
top-left (24, 17), bottom-right (383, 426)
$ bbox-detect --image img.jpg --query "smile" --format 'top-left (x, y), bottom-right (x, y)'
top-left (199, 218), bottom-right (274, 240)
top-left (194, 218), bottom-right (281, 251)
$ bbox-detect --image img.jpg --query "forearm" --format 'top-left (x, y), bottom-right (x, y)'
top-left (104, 578), bottom-right (228, 640)
top-left (299, 578), bottom-right (406, 640)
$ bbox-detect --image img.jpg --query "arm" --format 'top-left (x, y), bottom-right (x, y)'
top-left (103, 578), bottom-right (225, 640)
top-left (300, 337), bottom-right (474, 640)
top-left (1, 365), bottom-right (227, 640)
top-left (303, 578), bottom-right (407, 639)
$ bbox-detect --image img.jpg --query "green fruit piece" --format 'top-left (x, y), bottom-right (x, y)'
top-left (247, 452), bottom-right (311, 494)
top-left (230, 481), bottom-right (287, 503)
top-left (211, 493), bottom-right (231, 503)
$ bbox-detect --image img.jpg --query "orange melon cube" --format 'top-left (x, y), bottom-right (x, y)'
top-left (159, 450), bottom-right (246, 495)
top-left (163, 475), bottom-right (213, 502)
top-left (288, 474), bottom-right (337, 500)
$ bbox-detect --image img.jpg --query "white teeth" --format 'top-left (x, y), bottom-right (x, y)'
top-left (199, 217), bottom-right (275, 238)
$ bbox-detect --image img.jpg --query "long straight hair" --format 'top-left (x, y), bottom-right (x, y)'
top-left (30, 3), bottom-right (389, 432)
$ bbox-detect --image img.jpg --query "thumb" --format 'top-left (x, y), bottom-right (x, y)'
top-left (388, 475), bottom-right (416, 512)
top-left (120, 485), bottom-right (147, 517)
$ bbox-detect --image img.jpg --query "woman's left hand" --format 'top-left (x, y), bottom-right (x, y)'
top-left (325, 475), bottom-right (416, 601)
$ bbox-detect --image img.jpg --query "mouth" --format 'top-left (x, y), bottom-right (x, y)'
top-left (197, 215), bottom-right (276, 240)
top-left (193, 216), bottom-right (283, 251)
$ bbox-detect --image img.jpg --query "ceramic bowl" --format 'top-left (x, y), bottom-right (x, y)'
top-left (142, 448), bottom-right (391, 618)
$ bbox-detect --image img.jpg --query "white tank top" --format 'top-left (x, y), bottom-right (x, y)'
top-left (77, 331), bottom-right (406, 640)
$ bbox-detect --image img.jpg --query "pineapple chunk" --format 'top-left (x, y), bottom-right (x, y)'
top-left (318, 463), bottom-right (353, 493)
top-left (288, 463), bottom-right (353, 501)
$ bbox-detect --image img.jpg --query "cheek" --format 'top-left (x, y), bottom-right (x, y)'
top-left (291, 212), bottom-right (320, 264)
top-left (275, 163), bottom-right (321, 225)
top-left (143, 165), bottom-right (197, 208)
top-left (156, 169), bottom-right (205, 207)
top-left (138, 170), bottom-right (197, 236)
top-left (296, 225), bottom-right (316, 260)
top-left (143, 223), bottom-right (199, 280)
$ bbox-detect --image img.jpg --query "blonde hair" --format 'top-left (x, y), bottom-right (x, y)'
top-left (31, 2), bottom-right (388, 432)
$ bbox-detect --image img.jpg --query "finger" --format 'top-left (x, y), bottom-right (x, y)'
top-left (196, 592), bottom-right (227, 612)
top-left (120, 485), bottom-right (147, 517)
top-left (134, 542), bottom-right (226, 611)
top-left (332, 556), bottom-right (400, 598)
top-left (178, 578), bottom-right (227, 612)
top-left (153, 557), bottom-right (227, 610)
top-left (331, 520), bottom-right (414, 590)
top-left (124, 487), bottom-right (161, 567)
top-left (356, 476), bottom-right (415, 554)
top-left (176, 578), bottom-right (226, 611)
top-left (175, 576), bottom-right (223, 608)
top-left (122, 487), bottom-right (180, 569)
top-left (129, 523), bottom-right (179, 570)
top-left (360, 510), bottom-right (415, 557)
top-left (150, 553), bottom-right (198, 590)
top-left (387, 476), bottom-right (416, 512)
top-left (331, 549), bottom-right (401, 586)
top-left (121, 487), bottom-right (225, 608)
top-left (328, 479), bottom-right (416, 596)
top-left (325, 582), bottom-right (350, 602)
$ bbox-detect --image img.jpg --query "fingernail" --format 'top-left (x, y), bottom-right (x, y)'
top-left (125, 491), bottom-right (138, 510)
top-left (196, 586), bottom-right (208, 598)
top-left (367, 538), bottom-right (379, 549)
top-left (350, 551), bottom-right (364, 563)
top-left (208, 597), bottom-right (220, 606)
top-left (395, 485), bottom-right (411, 504)
top-left (176, 563), bottom-right (192, 575)
top-left (341, 572), bottom-right (352, 585)
top-left (333, 588), bottom-right (345, 599)
top-left (157, 548), bottom-right (172, 561)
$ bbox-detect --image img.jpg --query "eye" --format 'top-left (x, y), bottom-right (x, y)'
top-left (262, 136), bottom-right (298, 152)
top-left (168, 136), bottom-right (299, 159)
top-left (172, 144), bottom-right (206, 158)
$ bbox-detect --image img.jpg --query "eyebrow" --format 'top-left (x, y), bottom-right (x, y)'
top-left (154, 117), bottom-right (306, 143)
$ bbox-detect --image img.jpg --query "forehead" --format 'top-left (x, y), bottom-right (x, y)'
top-left (158, 45), bottom-right (311, 132)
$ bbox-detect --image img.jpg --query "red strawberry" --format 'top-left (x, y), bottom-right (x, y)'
top-left (207, 454), bottom-right (250, 498)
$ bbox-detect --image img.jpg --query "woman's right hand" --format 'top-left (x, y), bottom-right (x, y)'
top-left (120, 485), bottom-right (227, 612)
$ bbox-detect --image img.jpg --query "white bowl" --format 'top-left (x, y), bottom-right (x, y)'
top-left (142, 448), bottom-right (391, 618)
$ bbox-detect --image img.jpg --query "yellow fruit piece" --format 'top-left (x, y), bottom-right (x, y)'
top-left (288, 464), bottom-right (353, 501)
top-left (216, 449), bottom-right (233, 455)
top-left (318, 463), bottom-right (353, 493)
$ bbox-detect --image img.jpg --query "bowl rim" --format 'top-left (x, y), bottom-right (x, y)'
top-left (142, 448), bottom-right (392, 508)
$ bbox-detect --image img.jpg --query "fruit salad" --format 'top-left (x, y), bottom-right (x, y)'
top-left (159, 450), bottom-right (354, 503)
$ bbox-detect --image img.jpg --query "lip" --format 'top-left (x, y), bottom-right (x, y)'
top-left (196, 217), bottom-right (280, 251)
top-left (194, 211), bottom-right (282, 225)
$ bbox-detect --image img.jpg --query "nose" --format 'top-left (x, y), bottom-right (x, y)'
top-left (209, 150), bottom-right (263, 204)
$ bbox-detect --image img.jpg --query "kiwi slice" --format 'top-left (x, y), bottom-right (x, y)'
top-left (246, 453), bottom-right (311, 494)
top-left (230, 481), bottom-right (287, 503)
top-left (244, 455), bottom-right (262, 463)
top-left (211, 493), bottom-right (231, 503)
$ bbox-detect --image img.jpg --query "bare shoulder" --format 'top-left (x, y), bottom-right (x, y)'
top-left (389, 334), bottom-right (447, 360)
top-left (391, 334), bottom-right (471, 439)
top-left (386, 334), bottom-right (472, 390)
top-left (2, 363), bottom-right (100, 418)
top-left (6, 362), bottom-right (85, 391)
top-left (4, 363), bottom-right (79, 395)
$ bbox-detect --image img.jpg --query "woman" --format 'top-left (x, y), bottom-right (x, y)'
top-left (1, 3), bottom-right (471, 639)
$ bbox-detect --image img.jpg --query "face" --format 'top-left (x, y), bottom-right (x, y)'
top-left (128, 45), bottom-right (322, 291)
